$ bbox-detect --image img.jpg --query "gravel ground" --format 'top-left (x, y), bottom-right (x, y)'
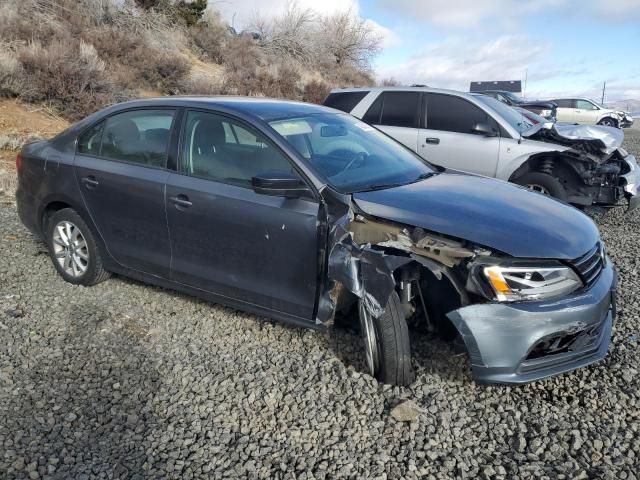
top-left (1, 130), bottom-right (639, 479)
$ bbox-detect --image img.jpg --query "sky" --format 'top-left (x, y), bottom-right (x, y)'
top-left (211, 0), bottom-right (640, 103)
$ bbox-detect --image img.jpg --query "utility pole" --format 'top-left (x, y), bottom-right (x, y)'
top-left (601, 81), bottom-right (606, 105)
top-left (523, 69), bottom-right (528, 98)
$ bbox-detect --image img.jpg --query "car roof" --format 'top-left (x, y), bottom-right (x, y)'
top-left (103, 96), bottom-right (337, 122)
top-left (329, 86), bottom-right (476, 97)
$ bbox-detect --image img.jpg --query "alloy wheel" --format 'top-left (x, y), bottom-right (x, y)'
top-left (52, 221), bottom-right (89, 278)
top-left (525, 184), bottom-right (550, 195)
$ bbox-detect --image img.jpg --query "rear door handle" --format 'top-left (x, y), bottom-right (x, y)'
top-left (169, 194), bottom-right (193, 208)
top-left (81, 176), bottom-right (99, 188)
top-left (425, 137), bottom-right (440, 145)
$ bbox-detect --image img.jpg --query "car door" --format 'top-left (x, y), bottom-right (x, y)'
top-left (362, 91), bottom-right (421, 151)
top-left (573, 99), bottom-right (600, 124)
top-left (554, 99), bottom-right (576, 122)
top-left (165, 109), bottom-right (320, 320)
top-left (418, 93), bottom-right (501, 177)
top-left (74, 108), bottom-right (175, 277)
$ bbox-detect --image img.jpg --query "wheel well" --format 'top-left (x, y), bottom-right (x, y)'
top-left (41, 201), bottom-right (72, 233)
top-left (508, 154), bottom-right (583, 188)
top-left (418, 267), bottom-right (464, 340)
top-left (599, 116), bottom-right (618, 127)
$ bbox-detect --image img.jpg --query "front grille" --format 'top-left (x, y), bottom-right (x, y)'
top-left (570, 242), bottom-right (605, 287)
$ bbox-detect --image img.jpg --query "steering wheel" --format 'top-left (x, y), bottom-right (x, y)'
top-left (329, 150), bottom-right (368, 172)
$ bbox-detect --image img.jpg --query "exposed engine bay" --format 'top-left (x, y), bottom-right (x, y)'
top-left (522, 123), bottom-right (640, 210)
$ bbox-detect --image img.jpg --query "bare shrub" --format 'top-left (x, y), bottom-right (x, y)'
top-left (302, 80), bottom-right (330, 104)
top-left (130, 49), bottom-right (191, 93)
top-left (251, 4), bottom-right (316, 65)
top-left (0, 133), bottom-right (44, 150)
top-left (190, 10), bottom-right (229, 63)
top-left (319, 62), bottom-right (375, 88)
top-left (181, 73), bottom-right (223, 95)
top-left (18, 40), bottom-right (119, 119)
top-left (0, 50), bottom-right (24, 97)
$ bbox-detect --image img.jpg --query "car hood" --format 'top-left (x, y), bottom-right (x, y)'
top-left (517, 99), bottom-right (557, 109)
top-left (523, 122), bottom-right (624, 156)
top-left (352, 173), bottom-right (599, 260)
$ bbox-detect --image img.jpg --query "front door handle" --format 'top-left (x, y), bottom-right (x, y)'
top-left (169, 194), bottom-right (193, 208)
top-left (81, 176), bottom-right (99, 188)
top-left (425, 137), bottom-right (440, 145)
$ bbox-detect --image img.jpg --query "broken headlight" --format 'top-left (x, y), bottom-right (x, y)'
top-left (482, 263), bottom-right (582, 302)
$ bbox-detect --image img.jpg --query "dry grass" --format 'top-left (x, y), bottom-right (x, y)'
top-left (0, 0), bottom-right (376, 121)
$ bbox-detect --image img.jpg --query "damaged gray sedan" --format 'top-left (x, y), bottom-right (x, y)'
top-left (16, 98), bottom-right (617, 386)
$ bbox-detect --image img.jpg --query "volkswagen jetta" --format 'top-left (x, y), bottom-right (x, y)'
top-left (16, 97), bottom-right (617, 385)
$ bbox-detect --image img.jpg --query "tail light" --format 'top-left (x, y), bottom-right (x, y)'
top-left (16, 152), bottom-right (23, 172)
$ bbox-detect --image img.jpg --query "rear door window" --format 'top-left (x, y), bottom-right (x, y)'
top-left (425, 93), bottom-right (493, 134)
top-left (100, 109), bottom-right (175, 167)
top-left (554, 99), bottom-right (573, 108)
top-left (323, 91), bottom-right (369, 113)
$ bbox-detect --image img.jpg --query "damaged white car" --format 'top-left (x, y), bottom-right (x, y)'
top-left (323, 87), bottom-right (640, 210)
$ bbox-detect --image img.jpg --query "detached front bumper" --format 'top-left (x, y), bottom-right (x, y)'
top-left (447, 259), bottom-right (617, 384)
top-left (622, 154), bottom-right (640, 211)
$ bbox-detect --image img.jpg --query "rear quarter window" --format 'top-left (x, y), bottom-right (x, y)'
top-left (77, 122), bottom-right (104, 156)
top-left (554, 99), bottom-right (573, 108)
top-left (323, 91), bottom-right (369, 113)
top-left (362, 91), bottom-right (421, 128)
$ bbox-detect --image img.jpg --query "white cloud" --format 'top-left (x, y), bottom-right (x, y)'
top-left (377, 35), bottom-right (550, 90)
top-left (373, 0), bottom-right (566, 29)
top-left (586, 0), bottom-right (640, 19)
top-left (365, 19), bottom-right (401, 48)
top-left (211, 0), bottom-right (359, 29)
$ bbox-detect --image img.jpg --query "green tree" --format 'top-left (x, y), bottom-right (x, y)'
top-left (175, 0), bottom-right (208, 26)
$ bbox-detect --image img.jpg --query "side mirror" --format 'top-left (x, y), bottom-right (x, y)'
top-left (251, 171), bottom-right (310, 198)
top-left (471, 122), bottom-right (498, 137)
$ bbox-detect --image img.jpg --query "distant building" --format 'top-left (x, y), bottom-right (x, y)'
top-left (470, 80), bottom-right (522, 93)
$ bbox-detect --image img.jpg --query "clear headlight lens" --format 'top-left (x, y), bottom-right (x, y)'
top-left (539, 109), bottom-right (553, 118)
top-left (483, 264), bottom-right (582, 302)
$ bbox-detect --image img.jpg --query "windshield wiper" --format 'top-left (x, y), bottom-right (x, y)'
top-left (358, 172), bottom-right (435, 192)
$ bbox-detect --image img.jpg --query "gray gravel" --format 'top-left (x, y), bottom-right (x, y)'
top-left (1, 129), bottom-right (640, 479)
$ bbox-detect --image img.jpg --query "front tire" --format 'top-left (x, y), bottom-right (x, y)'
top-left (358, 291), bottom-right (413, 386)
top-left (46, 208), bottom-right (110, 286)
top-left (514, 172), bottom-right (568, 201)
top-left (598, 117), bottom-right (618, 128)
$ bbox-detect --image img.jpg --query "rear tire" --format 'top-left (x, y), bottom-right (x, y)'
top-left (598, 117), bottom-right (618, 128)
top-left (46, 208), bottom-right (111, 286)
top-left (514, 172), bottom-right (568, 201)
top-left (358, 291), bottom-right (413, 386)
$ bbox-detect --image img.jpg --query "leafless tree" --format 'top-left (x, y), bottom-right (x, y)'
top-left (250, 2), bottom-right (316, 65)
top-left (318, 11), bottom-right (382, 69)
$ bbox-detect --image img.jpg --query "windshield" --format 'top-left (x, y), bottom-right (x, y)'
top-left (269, 113), bottom-right (435, 193)
top-left (476, 95), bottom-right (534, 133)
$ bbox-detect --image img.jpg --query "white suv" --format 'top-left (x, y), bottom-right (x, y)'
top-left (552, 98), bottom-right (633, 128)
top-left (323, 87), bottom-right (639, 210)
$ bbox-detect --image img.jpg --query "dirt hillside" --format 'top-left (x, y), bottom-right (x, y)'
top-left (0, 99), bottom-right (69, 161)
